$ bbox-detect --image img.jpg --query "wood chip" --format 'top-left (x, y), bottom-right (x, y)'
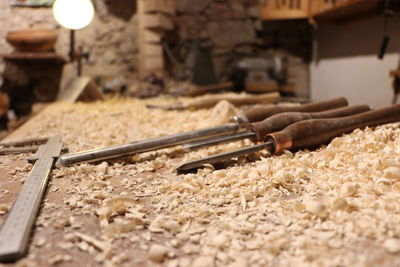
top-left (148, 244), bottom-right (169, 262)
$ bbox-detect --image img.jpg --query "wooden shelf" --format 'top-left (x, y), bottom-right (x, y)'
top-left (260, 0), bottom-right (309, 21)
top-left (260, 0), bottom-right (382, 23)
top-left (1, 52), bottom-right (66, 63)
top-left (311, 0), bottom-right (382, 23)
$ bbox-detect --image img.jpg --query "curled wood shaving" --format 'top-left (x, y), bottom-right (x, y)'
top-left (148, 244), bottom-right (169, 262)
top-left (9, 97), bottom-right (400, 266)
top-left (74, 232), bottom-right (108, 251)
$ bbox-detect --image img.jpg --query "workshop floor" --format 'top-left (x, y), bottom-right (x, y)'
top-left (1, 95), bottom-right (400, 266)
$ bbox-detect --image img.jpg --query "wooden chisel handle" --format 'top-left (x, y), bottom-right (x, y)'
top-left (248, 105), bottom-right (371, 141)
top-left (266, 104), bottom-right (400, 154)
top-left (243, 97), bottom-right (349, 123)
top-left (185, 81), bottom-right (234, 97)
top-left (188, 92), bottom-right (280, 110)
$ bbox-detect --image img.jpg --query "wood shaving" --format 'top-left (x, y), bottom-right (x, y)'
top-left (384, 238), bottom-right (400, 253)
top-left (198, 100), bottom-right (239, 129)
top-left (47, 254), bottom-right (72, 264)
top-left (0, 204), bottom-right (9, 215)
top-left (2, 97), bottom-right (400, 266)
top-left (192, 255), bottom-right (215, 267)
top-left (74, 232), bottom-right (108, 251)
top-left (34, 238), bottom-right (45, 248)
top-left (148, 244), bottom-right (169, 262)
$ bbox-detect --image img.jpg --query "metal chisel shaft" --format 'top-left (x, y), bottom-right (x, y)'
top-left (181, 131), bottom-right (256, 152)
top-left (179, 142), bottom-right (273, 172)
top-left (0, 137), bottom-right (48, 148)
top-left (57, 123), bottom-right (240, 166)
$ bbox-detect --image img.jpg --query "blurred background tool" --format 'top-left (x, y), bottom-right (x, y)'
top-left (146, 92), bottom-right (279, 110)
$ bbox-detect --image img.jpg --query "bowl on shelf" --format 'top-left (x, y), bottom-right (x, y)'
top-left (6, 29), bottom-right (58, 53)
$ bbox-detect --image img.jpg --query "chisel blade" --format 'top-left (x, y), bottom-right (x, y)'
top-left (181, 131), bottom-right (256, 152)
top-left (176, 142), bottom-right (273, 173)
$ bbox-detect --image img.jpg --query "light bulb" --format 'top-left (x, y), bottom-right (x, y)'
top-left (53, 0), bottom-right (95, 30)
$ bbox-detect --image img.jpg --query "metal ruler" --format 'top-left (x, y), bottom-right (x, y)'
top-left (0, 137), bottom-right (63, 261)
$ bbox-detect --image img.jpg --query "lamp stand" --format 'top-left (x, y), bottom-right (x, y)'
top-left (69, 29), bottom-right (88, 77)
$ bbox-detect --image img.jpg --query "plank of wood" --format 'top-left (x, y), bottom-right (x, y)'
top-left (143, 0), bottom-right (175, 15)
top-left (310, 0), bottom-right (381, 22)
top-left (138, 0), bottom-right (146, 78)
top-left (142, 13), bottom-right (174, 31)
top-left (138, 0), bottom-right (174, 78)
top-left (143, 56), bottom-right (164, 71)
top-left (245, 81), bottom-right (279, 94)
top-left (143, 44), bottom-right (163, 57)
top-left (144, 30), bottom-right (162, 43)
top-left (57, 76), bottom-right (103, 103)
top-left (260, 0), bottom-right (309, 20)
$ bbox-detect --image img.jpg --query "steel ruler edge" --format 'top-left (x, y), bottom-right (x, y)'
top-left (0, 136), bottom-right (63, 262)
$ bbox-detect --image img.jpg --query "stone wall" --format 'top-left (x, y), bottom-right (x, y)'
top-left (0, 0), bottom-right (138, 85)
top-left (173, 0), bottom-right (310, 97)
top-left (173, 0), bottom-right (262, 82)
top-left (0, 0), bottom-right (310, 98)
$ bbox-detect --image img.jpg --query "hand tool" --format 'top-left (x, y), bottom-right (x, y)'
top-left (171, 81), bottom-right (234, 97)
top-left (146, 91), bottom-right (280, 111)
top-left (0, 137), bottom-right (63, 261)
top-left (176, 104), bottom-right (400, 172)
top-left (181, 105), bottom-right (371, 152)
top-left (56, 97), bottom-right (348, 166)
top-left (0, 137), bottom-right (48, 155)
top-left (0, 137), bottom-right (68, 155)
top-left (0, 137), bottom-right (48, 147)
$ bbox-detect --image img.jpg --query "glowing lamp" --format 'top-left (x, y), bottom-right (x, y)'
top-left (53, 0), bottom-right (95, 75)
top-left (53, 0), bottom-right (95, 30)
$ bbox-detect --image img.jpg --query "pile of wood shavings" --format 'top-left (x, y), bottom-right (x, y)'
top-left (1, 97), bottom-right (400, 267)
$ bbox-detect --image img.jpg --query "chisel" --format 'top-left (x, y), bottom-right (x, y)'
top-left (181, 105), bottom-right (371, 151)
top-left (56, 97), bottom-right (348, 166)
top-left (0, 137), bottom-right (49, 148)
top-left (146, 92), bottom-right (280, 110)
top-left (176, 104), bottom-right (400, 172)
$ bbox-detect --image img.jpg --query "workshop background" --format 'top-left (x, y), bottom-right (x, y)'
top-left (1, 0), bottom-right (400, 267)
top-left (0, 0), bottom-right (399, 136)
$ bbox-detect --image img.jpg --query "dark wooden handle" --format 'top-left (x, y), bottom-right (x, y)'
top-left (248, 105), bottom-right (371, 141)
top-left (243, 97), bottom-right (349, 122)
top-left (267, 104), bottom-right (400, 153)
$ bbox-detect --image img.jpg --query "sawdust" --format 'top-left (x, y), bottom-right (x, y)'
top-left (1, 96), bottom-right (400, 266)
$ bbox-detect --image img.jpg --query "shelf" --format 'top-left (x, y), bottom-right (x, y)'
top-left (2, 52), bottom-right (66, 63)
top-left (311, 0), bottom-right (382, 23)
top-left (260, 0), bottom-right (382, 23)
top-left (260, 0), bottom-right (309, 21)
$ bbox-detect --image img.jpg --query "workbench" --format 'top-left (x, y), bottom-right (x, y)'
top-left (0, 96), bottom-right (400, 266)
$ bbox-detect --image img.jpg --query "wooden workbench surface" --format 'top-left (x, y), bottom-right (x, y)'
top-left (1, 96), bottom-right (400, 266)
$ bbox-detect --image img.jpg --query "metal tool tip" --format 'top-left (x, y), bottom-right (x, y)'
top-left (176, 163), bottom-right (193, 173)
top-left (54, 158), bottom-right (65, 167)
top-left (176, 161), bottom-right (206, 173)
